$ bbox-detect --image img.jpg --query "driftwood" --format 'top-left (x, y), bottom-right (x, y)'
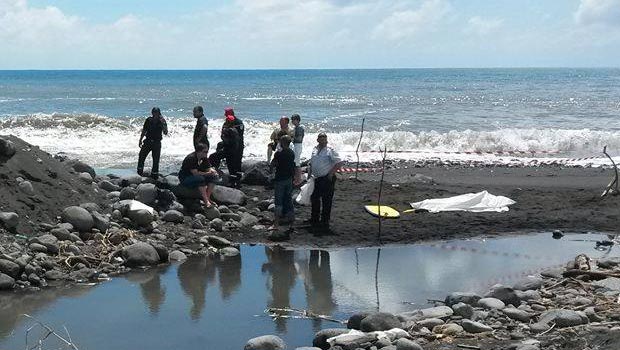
top-left (354, 118), bottom-right (365, 181)
top-left (23, 314), bottom-right (79, 350)
top-left (601, 145), bottom-right (619, 197)
top-left (562, 269), bottom-right (620, 279)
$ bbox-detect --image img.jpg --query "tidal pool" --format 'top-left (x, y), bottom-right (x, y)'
top-left (1, 232), bottom-right (618, 350)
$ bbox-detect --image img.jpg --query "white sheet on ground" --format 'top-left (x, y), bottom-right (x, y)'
top-left (410, 190), bottom-right (515, 213)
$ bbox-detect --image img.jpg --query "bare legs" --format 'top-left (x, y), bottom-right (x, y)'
top-left (198, 183), bottom-right (216, 208)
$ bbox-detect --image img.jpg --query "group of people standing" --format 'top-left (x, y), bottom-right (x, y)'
top-left (136, 107), bottom-right (343, 230)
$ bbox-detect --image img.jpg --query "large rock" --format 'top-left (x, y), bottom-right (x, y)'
top-left (485, 284), bottom-right (520, 307)
top-left (135, 183), bottom-right (158, 206)
top-left (461, 320), bottom-right (493, 333)
top-left (91, 211), bottom-right (110, 233)
top-left (433, 323), bottom-right (463, 336)
top-left (503, 307), bottom-right (532, 322)
top-left (18, 181), bottom-right (35, 195)
top-left (122, 243), bottom-right (160, 267)
top-left (538, 309), bottom-right (588, 328)
top-left (0, 212), bottom-right (19, 230)
top-left (0, 273), bottom-right (15, 290)
top-left (119, 187), bottom-right (136, 200)
top-left (50, 228), bottom-right (73, 241)
top-left (395, 338), bottom-right (424, 350)
top-left (0, 138), bottom-right (16, 158)
top-left (244, 335), bottom-right (286, 350)
top-left (240, 213), bottom-right (259, 227)
top-left (119, 200), bottom-right (155, 226)
top-left (169, 250), bottom-right (188, 261)
top-left (360, 312), bottom-right (402, 332)
top-left (61, 206), bottom-right (94, 232)
top-left (241, 162), bottom-right (271, 186)
top-left (312, 328), bottom-right (350, 350)
top-left (445, 292), bottom-right (481, 306)
top-left (513, 275), bottom-right (544, 291)
top-left (0, 259), bottom-right (21, 279)
top-left (162, 210), bottom-right (184, 223)
top-left (120, 174), bottom-right (144, 186)
top-left (400, 306), bottom-right (453, 321)
top-left (477, 297), bottom-right (505, 310)
top-left (31, 234), bottom-right (59, 254)
top-left (212, 185), bottom-right (246, 205)
top-left (99, 180), bottom-right (121, 192)
top-left (347, 312), bottom-right (370, 330)
top-left (70, 160), bottom-right (96, 178)
top-left (79, 172), bottom-right (93, 184)
top-left (452, 302), bottom-right (474, 319)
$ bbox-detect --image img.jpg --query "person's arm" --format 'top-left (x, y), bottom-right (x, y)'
top-left (271, 151), bottom-right (279, 168)
top-left (196, 122), bottom-right (207, 143)
top-left (328, 149), bottom-right (343, 178)
top-left (139, 119), bottom-right (148, 147)
top-left (162, 118), bottom-right (168, 136)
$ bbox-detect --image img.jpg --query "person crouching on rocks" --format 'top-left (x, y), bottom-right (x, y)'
top-left (270, 134), bottom-right (296, 231)
top-left (306, 132), bottom-right (343, 228)
top-left (178, 143), bottom-right (219, 209)
top-left (137, 107), bottom-right (168, 178)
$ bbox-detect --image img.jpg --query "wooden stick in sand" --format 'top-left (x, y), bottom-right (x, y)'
top-left (355, 118), bottom-right (365, 181)
top-left (601, 145), bottom-right (619, 197)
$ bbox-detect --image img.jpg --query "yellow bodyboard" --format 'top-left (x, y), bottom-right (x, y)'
top-left (364, 205), bottom-right (400, 218)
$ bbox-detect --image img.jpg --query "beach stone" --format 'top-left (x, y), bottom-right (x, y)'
top-left (106, 191), bottom-right (121, 199)
top-left (503, 308), bottom-right (532, 322)
top-left (99, 180), bottom-right (121, 192)
top-left (244, 335), bottom-right (286, 350)
top-left (127, 209), bottom-right (154, 227)
top-left (313, 328), bottom-right (349, 349)
top-left (486, 284), bottom-right (520, 307)
top-left (45, 270), bottom-right (66, 280)
top-left (411, 173), bottom-right (434, 184)
top-left (462, 320), bottom-right (493, 333)
top-left (79, 172), bottom-right (93, 183)
top-left (0, 138), bottom-right (16, 158)
top-left (478, 297), bottom-right (505, 310)
top-left (433, 323), bottom-right (463, 336)
top-left (163, 175), bottom-right (180, 187)
top-left (205, 235), bottom-right (233, 248)
top-left (122, 242), bottom-right (160, 267)
top-left (220, 212), bottom-right (241, 222)
top-left (538, 309), bottom-right (588, 328)
top-left (91, 211), bottom-right (110, 233)
top-left (597, 257), bottom-right (620, 269)
top-left (29, 243), bottom-right (47, 253)
top-left (162, 210), bottom-right (184, 223)
top-left (445, 292), bottom-right (481, 306)
top-left (417, 318), bottom-right (444, 329)
top-left (452, 302), bottom-right (474, 319)
top-left (513, 276), bottom-right (544, 291)
top-left (257, 200), bottom-right (272, 211)
top-left (0, 273), bottom-right (15, 290)
top-left (0, 212), bottom-right (19, 230)
top-left (0, 259), bottom-right (21, 279)
top-left (135, 183), bottom-right (158, 206)
top-left (18, 181), bottom-right (34, 195)
top-left (169, 250), bottom-right (187, 261)
top-left (210, 218), bottom-right (224, 232)
top-left (219, 247), bottom-right (240, 257)
top-left (212, 185), bottom-right (246, 205)
top-left (62, 206), bottom-right (94, 232)
top-left (347, 312), bottom-right (370, 330)
top-left (79, 202), bottom-right (101, 213)
top-left (395, 338), bottom-right (423, 350)
top-left (150, 243), bottom-right (169, 262)
top-left (50, 228), bottom-right (72, 241)
top-left (515, 290), bottom-right (541, 301)
top-left (240, 213), bottom-right (259, 226)
top-left (204, 206), bottom-right (221, 220)
top-left (31, 234), bottom-right (59, 254)
top-left (119, 187), bottom-right (136, 200)
top-left (241, 162), bottom-right (271, 186)
top-left (219, 205), bottom-right (230, 213)
top-left (401, 306), bottom-right (453, 321)
top-left (71, 161), bottom-right (96, 178)
top-left (592, 277), bottom-right (620, 291)
top-left (585, 307), bottom-right (605, 322)
top-left (361, 312), bottom-right (401, 332)
top-left (120, 174), bottom-right (144, 186)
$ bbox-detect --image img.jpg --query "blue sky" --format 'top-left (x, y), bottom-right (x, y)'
top-left (2, 0), bottom-right (620, 69)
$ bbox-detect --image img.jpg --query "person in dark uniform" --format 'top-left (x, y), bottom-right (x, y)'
top-left (193, 105), bottom-right (209, 149)
top-left (222, 107), bottom-right (244, 187)
top-left (137, 107), bottom-right (168, 178)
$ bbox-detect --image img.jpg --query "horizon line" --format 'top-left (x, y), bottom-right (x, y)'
top-left (1, 66), bottom-right (619, 71)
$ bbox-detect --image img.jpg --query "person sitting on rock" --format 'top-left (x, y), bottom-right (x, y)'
top-left (178, 143), bottom-right (219, 209)
top-left (137, 107), bottom-right (168, 178)
top-left (208, 125), bottom-right (241, 187)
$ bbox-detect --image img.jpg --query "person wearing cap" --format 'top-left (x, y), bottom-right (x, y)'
top-left (267, 116), bottom-right (294, 163)
top-left (193, 106), bottom-right (209, 150)
top-left (306, 133), bottom-right (343, 228)
top-left (137, 107), bottom-right (168, 178)
top-left (222, 107), bottom-right (244, 187)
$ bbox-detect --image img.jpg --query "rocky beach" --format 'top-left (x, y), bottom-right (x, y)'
top-left (1, 134), bottom-right (620, 350)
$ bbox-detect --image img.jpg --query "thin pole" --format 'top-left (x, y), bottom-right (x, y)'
top-left (377, 147), bottom-right (387, 244)
top-left (355, 118), bottom-right (365, 181)
top-left (374, 248), bottom-right (381, 311)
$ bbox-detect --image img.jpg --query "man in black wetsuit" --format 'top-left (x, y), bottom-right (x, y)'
top-left (223, 107), bottom-right (244, 187)
top-left (193, 105), bottom-right (209, 149)
top-left (137, 107), bottom-right (168, 178)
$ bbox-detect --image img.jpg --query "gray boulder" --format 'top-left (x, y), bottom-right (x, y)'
top-left (241, 162), bottom-right (271, 186)
top-left (485, 284), bottom-right (520, 307)
top-left (462, 320), bottom-right (493, 333)
top-left (219, 247), bottom-right (240, 257)
top-left (347, 312), bottom-right (370, 330)
top-left (445, 292), bottom-right (481, 306)
top-left (538, 309), bottom-right (588, 328)
top-left (433, 323), bottom-right (463, 336)
top-left (477, 297), bottom-right (505, 310)
top-left (212, 185), bottom-right (246, 205)
top-left (31, 234), bottom-right (59, 254)
top-left (50, 228), bottom-right (72, 241)
top-left (400, 306), bottom-right (453, 321)
top-left (0, 138), bottom-right (16, 158)
top-left (210, 218), bottom-right (224, 232)
top-left (0, 259), bottom-right (21, 278)
top-left (204, 206), bottom-right (221, 220)
top-left (395, 338), bottom-right (423, 350)
top-left (91, 211), bottom-right (110, 233)
top-left (122, 242), bottom-right (160, 267)
top-left (244, 335), bottom-right (286, 350)
top-left (79, 202), bottom-right (101, 213)
top-left (71, 160), bottom-right (96, 178)
top-left (503, 307), bottom-right (532, 322)
top-left (240, 213), bottom-right (259, 227)
top-left (99, 180), bottom-right (121, 192)
top-left (18, 181), bottom-right (34, 195)
top-left (0, 212), bottom-right (19, 230)
top-left (162, 210), bottom-right (184, 223)
top-left (79, 172), bottom-right (93, 183)
top-left (120, 174), bottom-right (144, 186)
top-left (0, 273), bottom-right (15, 290)
top-left (452, 302), bottom-right (474, 319)
top-left (513, 275), bottom-right (544, 291)
top-left (61, 206), bottom-right (94, 232)
top-left (135, 183), bottom-right (158, 206)
top-left (360, 312), bottom-right (401, 332)
top-left (127, 206), bottom-right (154, 227)
top-left (312, 328), bottom-right (349, 349)
top-left (119, 187), bottom-right (136, 200)
top-left (169, 250), bottom-right (188, 261)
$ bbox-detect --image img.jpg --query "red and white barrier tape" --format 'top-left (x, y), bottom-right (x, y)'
top-left (337, 167), bottom-right (381, 174)
top-left (344, 150), bottom-right (563, 155)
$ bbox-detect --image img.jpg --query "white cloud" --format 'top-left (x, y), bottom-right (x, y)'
top-left (464, 16), bottom-right (504, 36)
top-left (372, 0), bottom-right (452, 41)
top-left (575, 0), bottom-right (620, 27)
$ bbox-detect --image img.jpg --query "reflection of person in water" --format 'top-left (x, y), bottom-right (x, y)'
top-left (211, 253), bottom-right (242, 299)
top-left (304, 250), bottom-right (337, 331)
top-left (177, 256), bottom-right (216, 320)
top-left (261, 246), bottom-right (297, 332)
top-left (138, 266), bottom-right (169, 315)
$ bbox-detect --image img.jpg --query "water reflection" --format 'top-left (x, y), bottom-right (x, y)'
top-left (303, 250), bottom-right (337, 331)
top-left (178, 256), bottom-right (216, 320)
top-left (262, 246), bottom-right (297, 332)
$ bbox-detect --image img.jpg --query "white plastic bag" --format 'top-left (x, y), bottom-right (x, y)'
top-left (295, 176), bottom-right (315, 206)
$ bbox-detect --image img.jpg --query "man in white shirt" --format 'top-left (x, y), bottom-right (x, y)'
top-left (306, 133), bottom-right (343, 227)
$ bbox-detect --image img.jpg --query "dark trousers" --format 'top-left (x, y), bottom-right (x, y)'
top-left (227, 147), bottom-right (243, 182)
top-left (137, 140), bottom-right (161, 175)
top-left (311, 175), bottom-right (336, 223)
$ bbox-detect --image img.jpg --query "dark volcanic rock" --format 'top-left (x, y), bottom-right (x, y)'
top-left (360, 312), bottom-right (401, 332)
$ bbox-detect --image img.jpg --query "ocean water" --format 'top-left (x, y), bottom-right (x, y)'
top-left (1, 69), bottom-right (619, 172)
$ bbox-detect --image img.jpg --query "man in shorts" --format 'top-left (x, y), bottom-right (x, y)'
top-left (178, 143), bottom-right (219, 209)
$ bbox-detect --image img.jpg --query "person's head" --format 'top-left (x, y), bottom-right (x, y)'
top-left (224, 107), bottom-right (235, 122)
top-left (291, 114), bottom-right (300, 126)
top-left (195, 143), bottom-right (209, 159)
top-left (279, 116), bottom-right (290, 129)
top-left (317, 132), bottom-right (328, 147)
top-left (279, 134), bottom-right (292, 149)
top-left (151, 107), bottom-right (161, 117)
top-left (193, 106), bottom-right (204, 118)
